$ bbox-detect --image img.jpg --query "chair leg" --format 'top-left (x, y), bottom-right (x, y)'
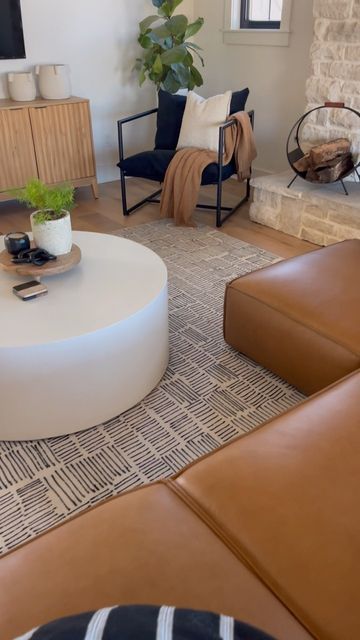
top-left (119, 173), bottom-right (163, 216)
top-left (197, 177), bottom-right (251, 227)
top-left (120, 169), bottom-right (129, 216)
top-left (216, 175), bottom-right (224, 228)
top-left (121, 171), bottom-right (250, 225)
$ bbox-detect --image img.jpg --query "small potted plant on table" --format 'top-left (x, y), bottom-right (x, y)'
top-left (16, 179), bottom-right (75, 256)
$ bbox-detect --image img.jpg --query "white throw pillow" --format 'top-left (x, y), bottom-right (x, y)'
top-left (177, 90), bottom-right (232, 152)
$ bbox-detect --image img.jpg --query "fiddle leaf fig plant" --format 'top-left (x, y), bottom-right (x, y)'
top-left (135, 0), bottom-right (204, 94)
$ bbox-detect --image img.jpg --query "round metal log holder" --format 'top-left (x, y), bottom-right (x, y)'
top-left (286, 103), bottom-right (360, 195)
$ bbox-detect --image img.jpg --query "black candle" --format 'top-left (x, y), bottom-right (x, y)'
top-left (4, 232), bottom-right (31, 256)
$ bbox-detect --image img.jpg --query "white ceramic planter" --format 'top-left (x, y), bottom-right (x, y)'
top-left (35, 64), bottom-right (71, 100)
top-left (8, 72), bottom-right (36, 102)
top-left (31, 210), bottom-right (72, 256)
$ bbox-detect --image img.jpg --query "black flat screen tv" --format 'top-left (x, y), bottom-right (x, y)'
top-left (0, 0), bottom-right (26, 59)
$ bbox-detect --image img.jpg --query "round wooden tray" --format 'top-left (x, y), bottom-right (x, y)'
top-left (0, 243), bottom-right (81, 278)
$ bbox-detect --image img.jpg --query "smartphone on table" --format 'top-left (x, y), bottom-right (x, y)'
top-left (13, 280), bottom-right (48, 301)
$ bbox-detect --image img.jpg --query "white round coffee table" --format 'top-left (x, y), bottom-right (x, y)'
top-left (0, 231), bottom-right (168, 441)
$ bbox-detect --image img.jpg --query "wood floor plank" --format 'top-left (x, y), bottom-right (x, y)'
top-left (0, 178), bottom-right (316, 258)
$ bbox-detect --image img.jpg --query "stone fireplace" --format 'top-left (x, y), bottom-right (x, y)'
top-left (304, 0), bottom-right (360, 163)
top-left (250, 0), bottom-right (360, 246)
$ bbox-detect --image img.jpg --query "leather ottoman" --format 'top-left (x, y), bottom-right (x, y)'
top-left (223, 239), bottom-right (360, 394)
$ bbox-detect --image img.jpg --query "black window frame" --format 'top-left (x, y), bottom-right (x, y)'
top-left (240, 0), bottom-right (281, 30)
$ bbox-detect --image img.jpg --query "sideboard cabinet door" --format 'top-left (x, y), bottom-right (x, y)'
top-left (0, 108), bottom-right (38, 191)
top-left (29, 101), bottom-right (96, 184)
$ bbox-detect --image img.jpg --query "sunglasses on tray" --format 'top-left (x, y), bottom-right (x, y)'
top-left (11, 248), bottom-right (57, 267)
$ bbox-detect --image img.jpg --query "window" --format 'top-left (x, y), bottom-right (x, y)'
top-left (240, 0), bottom-right (283, 30)
top-left (223, 0), bottom-right (292, 47)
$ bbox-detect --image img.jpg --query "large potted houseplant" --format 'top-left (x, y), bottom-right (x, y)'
top-left (15, 179), bottom-right (75, 256)
top-left (135, 0), bottom-right (204, 94)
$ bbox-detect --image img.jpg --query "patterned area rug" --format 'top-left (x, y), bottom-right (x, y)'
top-left (0, 221), bottom-right (304, 554)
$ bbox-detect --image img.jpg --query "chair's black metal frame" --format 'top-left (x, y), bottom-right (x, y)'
top-left (117, 109), bottom-right (255, 228)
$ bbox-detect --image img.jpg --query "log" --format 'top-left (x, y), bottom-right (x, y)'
top-left (316, 153), bottom-right (354, 183)
top-left (315, 151), bottom-right (353, 171)
top-left (306, 152), bottom-right (354, 183)
top-left (293, 153), bottom-right (310, 173)
top-left (309, 138), bottom-right (351, 168)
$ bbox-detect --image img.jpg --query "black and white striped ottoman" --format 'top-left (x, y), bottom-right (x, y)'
top-left (16, 605), bottom-right (275, 639)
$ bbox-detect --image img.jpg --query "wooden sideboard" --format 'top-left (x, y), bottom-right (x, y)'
top-left (0, 96), bottom-right (98, 202)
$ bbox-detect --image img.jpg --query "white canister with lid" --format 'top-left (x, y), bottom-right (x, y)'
top-left (36, 64), bottom-right (71, 100)
top-left (8, 72), bottom-right (36, 102)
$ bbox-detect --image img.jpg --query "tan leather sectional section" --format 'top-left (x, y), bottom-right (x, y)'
top-left (0, 371), bottom-right (359, 640)
top-left (224, 240), bottom-right (360, 394)
top-left (175, 371), bottom-right (360, 640)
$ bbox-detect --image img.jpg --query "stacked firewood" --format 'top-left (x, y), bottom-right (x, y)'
top-left (293, 138), bottom-right (354, 183)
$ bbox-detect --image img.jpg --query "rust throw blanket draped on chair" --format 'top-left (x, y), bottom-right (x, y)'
top-left (160, 111), bottom-right (257, 226)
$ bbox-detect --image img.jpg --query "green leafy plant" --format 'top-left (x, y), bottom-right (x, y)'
top-left (15, 179), bottom-right (75, 225)
top-left (135, 0), bottom-right (204, 94)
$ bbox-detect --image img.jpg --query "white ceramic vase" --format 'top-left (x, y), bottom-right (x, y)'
top-left (31, 210), bottom-right (72, 256)
top-left (8, 72), bottom-right (36, 102)
top-left (35, 64), bottom-right (71, 100)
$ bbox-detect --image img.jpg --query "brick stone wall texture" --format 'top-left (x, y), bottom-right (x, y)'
top-left (250, 2), bottom-right (360, 246)
top-left (303, 0), bottom-right (360, 157)
top-left (249, 174), bottom-right (360, 247)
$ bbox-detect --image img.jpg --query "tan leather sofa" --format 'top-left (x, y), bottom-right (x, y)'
top-left (1, 241), bottom-right (359, 640)
top-left (224, 240), bottom-right (360, 395)
top-left (0, 371), bottom-right (359, 640)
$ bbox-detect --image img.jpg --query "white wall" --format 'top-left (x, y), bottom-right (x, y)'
top-left (0, 0), bottom-right (193, 183)
top-left (0, 0), bottom-right (312, 179)
top-left (193, 0), bottom-right (314, 173)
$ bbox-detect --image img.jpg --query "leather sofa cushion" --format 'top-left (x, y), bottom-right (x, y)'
top-left (174, 371), bottom-right (360, 640)
top-left (118, 150), bottom-right (236, 185)
top-left (224, 239), bottom-right (360, 394)
top-left (0, 483), bottom-right (311, 640)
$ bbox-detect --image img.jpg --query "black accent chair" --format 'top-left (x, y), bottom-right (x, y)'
top-left (117, 91), bottom-right (254, 228)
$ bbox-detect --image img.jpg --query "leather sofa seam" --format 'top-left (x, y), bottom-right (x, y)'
top-left (224, 283), bottom-right (360, 358)
top-left (167, 479), bottom-right (319, 640)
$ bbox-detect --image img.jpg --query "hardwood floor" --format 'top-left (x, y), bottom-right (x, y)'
top-left (0, 178), bottom-right (316, 258)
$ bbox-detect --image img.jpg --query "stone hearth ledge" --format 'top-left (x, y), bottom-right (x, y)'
top-left (250, 171), bottom-right (360, 246)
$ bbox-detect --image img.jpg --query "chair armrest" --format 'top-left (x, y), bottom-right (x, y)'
top-left (117, 108), bottom-right (159, 162)
top-left (217, 110), bottom-right (255, 168)
top-left (117, 107), bottom-right (158, 127)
